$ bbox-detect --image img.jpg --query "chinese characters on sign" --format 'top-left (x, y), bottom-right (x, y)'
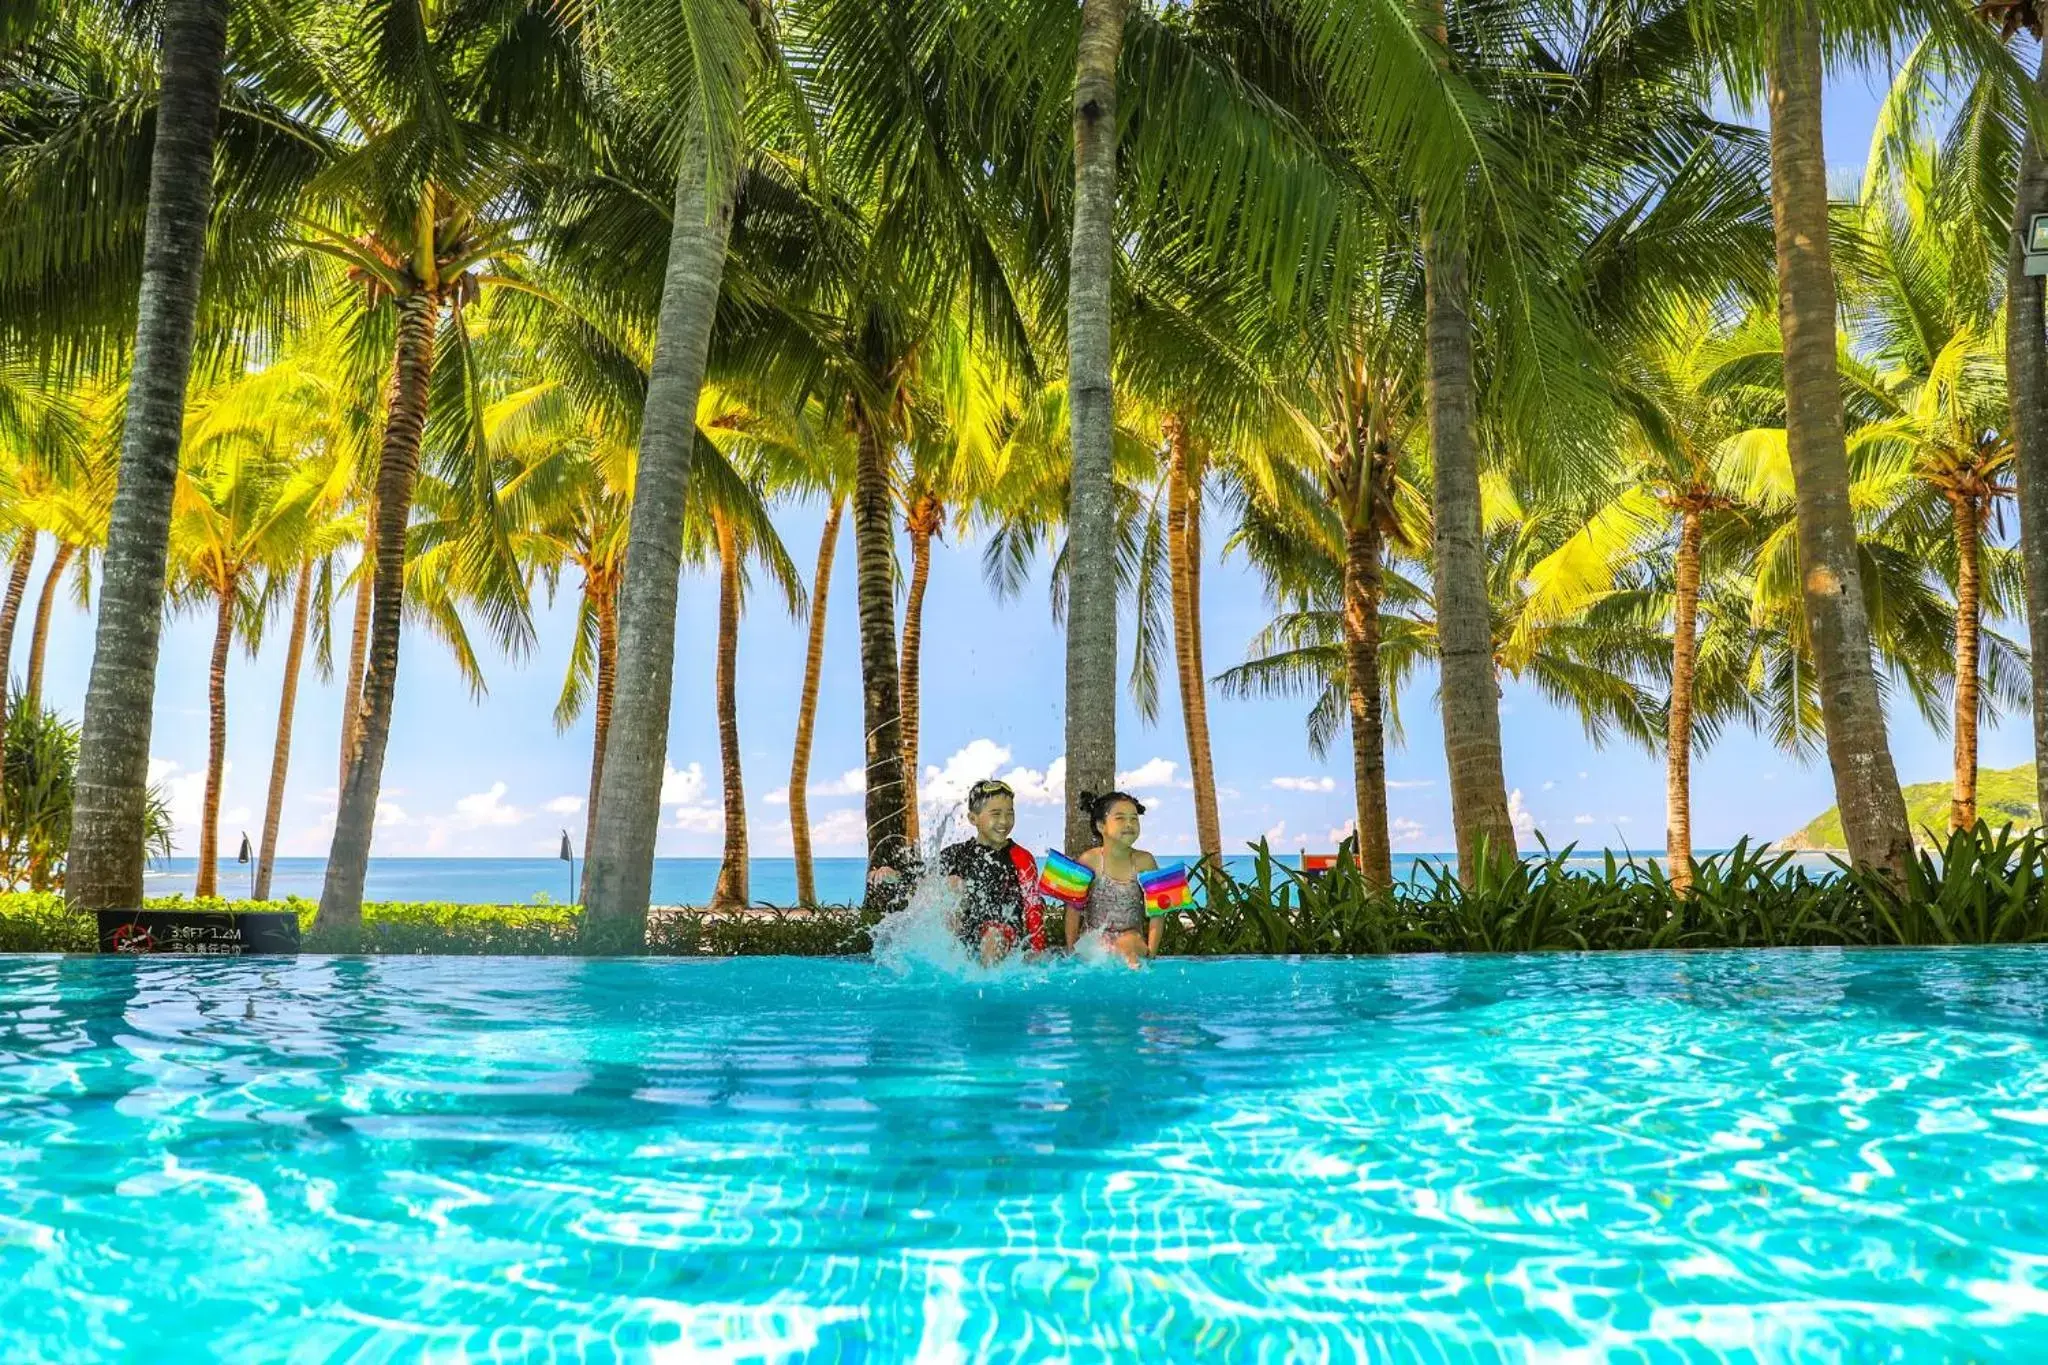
top-left (94, 910), bottom-right (302, 956)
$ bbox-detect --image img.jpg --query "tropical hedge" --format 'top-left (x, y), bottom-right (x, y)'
top-left (5, 828), bottom-right (2047, 958)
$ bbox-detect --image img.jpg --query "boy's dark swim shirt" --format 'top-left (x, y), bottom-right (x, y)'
top-left (937, 838), bottom-right (1046, 950)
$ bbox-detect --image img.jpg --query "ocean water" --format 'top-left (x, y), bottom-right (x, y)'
top-left (146, 853), bottom-right (1390, 906)
top-left (5, 948), bottom-right (2047, 1359)
top-left (143, 849), bottom-right (1835, 906)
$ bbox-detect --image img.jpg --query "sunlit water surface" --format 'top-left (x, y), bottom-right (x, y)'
top-left (4, 949), bottom-right (2047, 1361)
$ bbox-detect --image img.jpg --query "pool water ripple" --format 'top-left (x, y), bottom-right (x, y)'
top-left (3, 949), bottom-right (2047, 1360)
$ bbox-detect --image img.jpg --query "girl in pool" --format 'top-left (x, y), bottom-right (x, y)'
top-left (1071, 790), bottom-right (1162, 967)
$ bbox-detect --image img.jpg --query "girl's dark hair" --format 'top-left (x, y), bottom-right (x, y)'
top-left (1078, 789), bottom-right (1146, 835)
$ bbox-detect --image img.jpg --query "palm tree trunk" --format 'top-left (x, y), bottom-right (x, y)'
top-left (2006, 41), bottom-right (2048, 827)
top-left (254, 557), bottom-right (312, 900)
top-left (1667, 506), bottom-right (1703, 893)
top-left (0, 531), bottom-right (36, 690)
top-left (196, 574), bottom-right (237, 900)
top-left (1765, 5), bottom-right (1914, 877)
top-left (67, 0), bottom-right (229, 911)
top-left (1422, 231), bottom-right (1516, 882)
top-left (317, 293), bottom-right (436, 928)
top-left (711, 515), bottom-right (749, 910)
top-left (1063, 0), bottom-right (1126, 855)
top-left (1342, 461), bottom-right (1394, 894)
top-left (583, 136), bottom-right (737, 945)
top-left (22, 541), bottom-right (73, 718)
top-left (853, 406), bottom-right (909, 876)
top-left (0, 529), bottom-right (37, 810)
top-left (899, 491), bottom-right (939, 845)
top-left (1164, 417), bottom-right (1222, 865)
top-left (791, 500), bottom-right (843, 906)
top-left (1951, 495), bottom-right (1983, 831)
top-left (578, 578), bottom-right (617, 903)
top-left (338, 528), bottom-right (372, 795)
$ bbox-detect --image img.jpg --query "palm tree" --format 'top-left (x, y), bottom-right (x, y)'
top-left (0, 531), bottom-right (33, 694)
top-left (790, 498), bottom-right (843, 904)
top-left (14, 392), bottom-right (118, 716)
top-left (1688, 0), bottom-right (1928, 876)
top-left (1844, 143), bottom-right (2016, 829)
top-left (692, 389), bottom-right (804, 912)
top-left (185, 347), bottom-right (360, 900)
top-left (1995, 4), bottom-right (2048, 823)
top-left (64, 0), bottom-right (230, 910)
top-left (1224, 467), bottom-right (1671, 853)
top-left (254, 555), bottom-right (315, 900)
top-left (0, 365), bottom-right (92, 808)
top-left (580, 0), bottom-right (763, 943)
top-left (168, 394), bottom-right (336, 898)
top-left (524, 433), bottom-right (630, 898)
top-left (1063, 0), bottom-right (1128, 853)
top-left (1516, 313), bottom-right (1776, 890)
top-left (1161, 413), bottom-right (1224, 864)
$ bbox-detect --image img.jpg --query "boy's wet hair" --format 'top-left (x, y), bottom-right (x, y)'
top-left (967, 779), bottom-right (1014, 814)
top-left (1078, 789), bottom-right (1146, 835)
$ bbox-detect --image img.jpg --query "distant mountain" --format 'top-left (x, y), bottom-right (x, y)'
top-left (1784, 763), bottom-right (2040, 850)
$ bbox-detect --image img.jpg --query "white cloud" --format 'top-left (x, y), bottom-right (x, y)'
top-left (1391, 817), bottom-right (1426, 848)
top-left (1578, 771), bottom-right (1589, 781)
top-left (453, 782), bottom-right (523, 828)
top-left (544, 795), bottom-right (584, 816)
top-left (1017, 756), bottom-right (1066, 805)
top-left (1387, 779), bottom-right (1434, 790)
top-left (661, 763), bottom-right (707, 807)
top-left (1263, 819), bottom-right (1289, 846)
top-left (1541, 780), bottom-right (1557, 792)
top-left (1117, 757), bottom-right (1181, 791)
top-left (764, 787), bottom-right (789, 806)
top-left (1574, 814), bottom-right (1595, 826)
top-left (1614, 815), bottom-right (1632, 825)
top-left (375, 801), bottom-right (408, 828)
top-left (920, 739), bottom-right (1015, 814)
top-left (1327, 818), bottom-right (1357, 846)
top-left (653, 761), bottom-right (726, 836)
top-left (1508, 789), bottom-right (1536, 844)
top-left (915, 741), bottom-right (1068, 822)
top-left (817, 769), bottom-right (866, 797)
top-left (674, 803), bottom-right (724, 834)
top-left (154, 759), bottom-right (203, 827)
top-left (807, 808), bottom-right (867, 852)
top-left (1272, 775), bottom-right (1337, 793)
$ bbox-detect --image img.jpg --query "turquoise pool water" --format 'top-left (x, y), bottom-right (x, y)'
top-left (4, 950), bottom-right (2046, 1361)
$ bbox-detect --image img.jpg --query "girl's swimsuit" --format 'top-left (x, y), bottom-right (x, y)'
top-left (1081, 865), bottom-right (1147, 937)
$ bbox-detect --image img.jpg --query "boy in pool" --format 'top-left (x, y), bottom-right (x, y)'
top-left (935, 779), bottom-right (1046, 965)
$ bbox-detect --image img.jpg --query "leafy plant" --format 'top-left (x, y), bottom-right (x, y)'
top-left (0, 694), bottom-right (173, 892)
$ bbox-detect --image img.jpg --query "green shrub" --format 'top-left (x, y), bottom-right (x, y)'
top-left (2, 825), bottom-right (2043, 958)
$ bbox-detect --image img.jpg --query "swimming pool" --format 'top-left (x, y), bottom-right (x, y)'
top-left (4, 950), bottom-right (2045, 1360)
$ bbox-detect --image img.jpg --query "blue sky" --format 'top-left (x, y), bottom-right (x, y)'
top-left (34, 63), bottom-right (2032, 863)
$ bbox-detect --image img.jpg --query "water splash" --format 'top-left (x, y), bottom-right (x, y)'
top-left (868, 861), bottom-right (979, 976)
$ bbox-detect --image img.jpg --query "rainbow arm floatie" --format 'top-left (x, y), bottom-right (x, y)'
top-left (1038, 849), bottom-right (1095, 905)
top-left (1138, 864), bottom-right (1191, 916)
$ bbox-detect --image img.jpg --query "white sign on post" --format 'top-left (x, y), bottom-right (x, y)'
top-left (2027, 213), bottom-right (2048, 276)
